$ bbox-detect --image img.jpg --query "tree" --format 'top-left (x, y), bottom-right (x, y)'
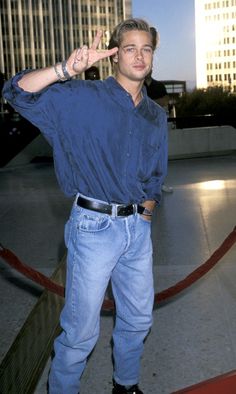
top-left (175, 87), bottom-right (236, 118)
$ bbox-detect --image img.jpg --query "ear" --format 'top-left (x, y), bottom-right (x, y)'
top-left (112, 53), bottom-right (118, 63)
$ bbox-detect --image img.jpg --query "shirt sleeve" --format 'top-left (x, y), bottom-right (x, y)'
top-left (3, 70), bottom-right (59, 145)
top-left (142, 111), bottom-right (168, 204)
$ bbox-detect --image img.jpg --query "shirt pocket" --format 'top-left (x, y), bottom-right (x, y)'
top-left (137, 141), bottom-right (160, 180)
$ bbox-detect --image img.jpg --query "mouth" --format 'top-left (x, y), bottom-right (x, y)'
top-left (133, 64), bottom-right (146, 71)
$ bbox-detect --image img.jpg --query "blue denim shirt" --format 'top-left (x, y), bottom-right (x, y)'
top-left (3, 73), bottom-right (168, 204)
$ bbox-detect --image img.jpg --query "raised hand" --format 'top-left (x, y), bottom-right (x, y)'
top-left (66, 30), bottom-right (118, 76)
top-left (17, 30), bottom-right (117, 93)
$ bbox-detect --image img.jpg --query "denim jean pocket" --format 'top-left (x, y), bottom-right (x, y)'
top-left (64, 218), bottom-right (72, 248)
top-left (77, 212), bottom-right (111, 233)
top-left (138, 213), bottom-right (152, 224)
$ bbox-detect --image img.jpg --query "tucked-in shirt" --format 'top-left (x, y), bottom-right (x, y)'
top-left (3, 73), bottom-right (168, 204)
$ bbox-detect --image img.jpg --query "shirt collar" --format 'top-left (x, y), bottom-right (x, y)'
top-left (104, 76), bottom-right (146, 109)
top-left (103, 77), bottom-right (159, 122)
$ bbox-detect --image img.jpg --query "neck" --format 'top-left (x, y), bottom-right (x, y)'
top-left (116, 75), bottom-right (144, 106)
top-left (131, 89), bottom-right (143, 106)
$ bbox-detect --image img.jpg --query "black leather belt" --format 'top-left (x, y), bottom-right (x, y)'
top-left (77, 196), bottom-right (145, 216)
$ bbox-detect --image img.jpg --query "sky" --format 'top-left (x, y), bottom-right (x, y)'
top-left (132, 0), bottom-right (196, 90)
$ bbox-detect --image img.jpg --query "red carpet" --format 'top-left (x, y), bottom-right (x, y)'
top-left (0, 226), bottom-right (236, 311)
top-left (172, 369), bottom-right (236, 393)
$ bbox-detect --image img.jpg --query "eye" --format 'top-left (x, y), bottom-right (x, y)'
top-left (142, 47), bottom-right (152, 54)
top-left (125, 47), bottom-right (136, 53)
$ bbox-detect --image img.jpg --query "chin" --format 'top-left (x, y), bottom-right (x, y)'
top-left (134, 74), bottom-right (147, 82)
top-left (131, 70), bottom-right (147, 80)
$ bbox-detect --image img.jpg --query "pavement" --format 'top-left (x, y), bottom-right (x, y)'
top-left (0, 153), bottom-right (236, 393)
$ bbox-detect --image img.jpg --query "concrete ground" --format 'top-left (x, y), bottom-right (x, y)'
top-left (0, 154), bottom-right (236, 393)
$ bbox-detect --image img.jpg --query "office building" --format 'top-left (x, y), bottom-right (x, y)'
top-left (195, 0), bottom-right (236, 92)
top-left (0, 0), bottom-right (132, 80)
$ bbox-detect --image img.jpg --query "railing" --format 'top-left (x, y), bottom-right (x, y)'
top-left (168, 114), bottom-right (236, 129)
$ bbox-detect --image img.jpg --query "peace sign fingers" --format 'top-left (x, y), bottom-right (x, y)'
top-left (90, 30), bottom-right (103, 50)
top-left (66, 30), bottom-right (118, 76)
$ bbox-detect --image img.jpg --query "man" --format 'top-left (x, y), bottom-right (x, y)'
top-left (144, 27), bottom-right (169, 110)
top-left (3, 18), bottom-right (168, 394)
top-left (145, 70), bottom-right (169, 109)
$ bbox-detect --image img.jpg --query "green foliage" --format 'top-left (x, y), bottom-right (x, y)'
top-left (175, 87), bottom-right (236, 117)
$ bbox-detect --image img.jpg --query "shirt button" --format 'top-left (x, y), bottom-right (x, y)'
top-left (126, 152), bottom-right (130, 157)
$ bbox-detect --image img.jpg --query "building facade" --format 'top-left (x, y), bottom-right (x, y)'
top-left (0, 0), bottom-right (132, 80)
top-left (195, 0), bottom-right (236, 92)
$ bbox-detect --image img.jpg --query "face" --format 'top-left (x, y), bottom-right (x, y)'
top-left (114, 30), bottom-right (153, 84)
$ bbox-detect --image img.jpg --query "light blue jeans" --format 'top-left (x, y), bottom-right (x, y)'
top-left (48, 195), bottom-right (154, 394)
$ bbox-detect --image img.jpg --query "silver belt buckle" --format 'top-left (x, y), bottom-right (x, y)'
top-left (111, 204), bottom-right (118, 217)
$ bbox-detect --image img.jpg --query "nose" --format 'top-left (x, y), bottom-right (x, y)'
top-left (135, 49), bottom-right (144, 59)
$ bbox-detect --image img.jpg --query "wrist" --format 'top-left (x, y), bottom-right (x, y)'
top-left (141, 200), bottom-right (156, 215)
top-left (61, 60), bottom-right (72, 79)
top-left (141, 207), bottom-right (153, 216)
top-left (53, 61), bottom-right (73, 81)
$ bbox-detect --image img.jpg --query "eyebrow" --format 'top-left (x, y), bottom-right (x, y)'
top-left (121, 44), bottom-right (153, 48)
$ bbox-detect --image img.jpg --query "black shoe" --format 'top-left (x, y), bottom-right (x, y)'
top-left (112, 381), bottom-right (144, 394)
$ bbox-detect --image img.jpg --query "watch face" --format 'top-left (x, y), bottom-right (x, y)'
top-left (143, 208), bottom-right (152, 216)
